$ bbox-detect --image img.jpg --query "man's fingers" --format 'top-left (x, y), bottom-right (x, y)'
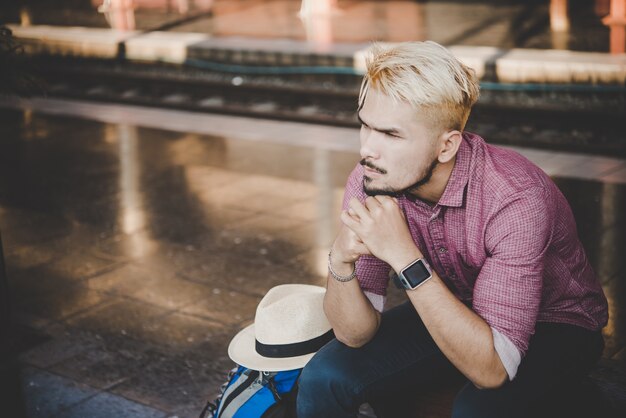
top-left (374, 195), bottom-right (397, 208)
top-left (373, 196), bottom-right (405, 220)
top-left (340, 213), bottom-right (367, 251)
top-left (373, 195), bottom-right (387, 205)
top-left (364, 196), bottom-right (382, 212)
top-left (340, 210), bottom-right (361, 230)
top-left (354, 241), bottom-right (372, 256)
top-left (348, 197), bottom-right (370, 220)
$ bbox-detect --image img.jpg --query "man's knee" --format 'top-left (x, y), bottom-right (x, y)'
top-left (451, 383), bottom-right (507, 418)
top-left (299, 353), bottom-right (337, 394)
top-left (299, 342), bottom-right (360, 396)
top-left (297, 341), bottom-right (364, 416)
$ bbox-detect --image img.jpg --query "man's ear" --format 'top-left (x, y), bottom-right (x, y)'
top-left (438, 130), bottom-right (462, 164)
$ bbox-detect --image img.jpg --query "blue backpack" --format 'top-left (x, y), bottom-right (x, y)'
top-left (200, 366), bottom-right (301, 418)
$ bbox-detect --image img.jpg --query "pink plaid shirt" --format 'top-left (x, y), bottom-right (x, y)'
top-left (344, 132), bottom-right (608, 355)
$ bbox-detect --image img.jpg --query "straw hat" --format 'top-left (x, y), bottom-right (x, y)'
top-left (228, 284), bottom-right (334, 372)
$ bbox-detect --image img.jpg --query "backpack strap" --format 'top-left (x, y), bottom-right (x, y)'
top-left (267, 377), bottom-right (281, 402)
top-left (198, 401), bottom-right (217, 418)
top-left (216, 369), bottom-right (259, 417)
top-left (199, 367), bottom-right (240, 418)
top-left (219, 374), bottom-right (267, 418)
top-left (261, 381), bottom-right (299, 418)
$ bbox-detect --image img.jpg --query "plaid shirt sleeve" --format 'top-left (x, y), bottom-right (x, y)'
top-left (472, 186), bottom-right (554, 355)
top-left (342, 165), bottom-right (391, 297)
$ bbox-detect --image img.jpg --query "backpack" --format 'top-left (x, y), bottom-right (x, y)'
top-left (199, 365), bottom-right (301, 418)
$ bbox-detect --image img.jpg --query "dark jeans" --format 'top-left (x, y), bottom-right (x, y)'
top-left (297, 301), bottom-right (604, 418)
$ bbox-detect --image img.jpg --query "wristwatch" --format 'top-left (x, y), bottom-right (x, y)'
top-left (393, 258), bottom-right (433, 291)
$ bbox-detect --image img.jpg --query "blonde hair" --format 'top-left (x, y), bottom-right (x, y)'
top-left (359, 41), bottom-right (480, 132)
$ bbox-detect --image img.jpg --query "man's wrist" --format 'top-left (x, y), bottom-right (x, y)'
top-left (328, 248), bottom-right (357, 282)
top-left (389, 247), bottom-right (423, 273)
top-left (329, 247), bottom-right (353, 271)
top-left (330, 260), bottom-right (355, 277)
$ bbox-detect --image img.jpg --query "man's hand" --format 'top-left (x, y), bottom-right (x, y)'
top-left (341, 196), bottom-right (420, 272)
top-left (330, 223), bottom-right (371, 276)
top-left (325, 217), bottom-right (379, 349)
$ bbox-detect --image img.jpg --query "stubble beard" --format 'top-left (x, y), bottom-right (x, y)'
top-left (362, 157), bottom-right (439, 197)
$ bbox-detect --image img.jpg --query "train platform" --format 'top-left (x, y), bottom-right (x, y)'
top-left (1, 1), bottom-right (626, 418)
top-left (0, 97), bottom-right (625, 417)
top-left (2, 0), bottom-right (626, 85)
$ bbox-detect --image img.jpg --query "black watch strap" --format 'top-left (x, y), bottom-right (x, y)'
top-left (391, 272), bottom-right (404, 289)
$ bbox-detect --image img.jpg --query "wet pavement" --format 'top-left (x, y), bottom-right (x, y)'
top-left (0, 106), bottom-right (349, 417)
top-left (0, 100), bottom-right (625, 416)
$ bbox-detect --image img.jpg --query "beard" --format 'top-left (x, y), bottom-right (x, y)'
top-left (362, 157), bottom-right (439, 197)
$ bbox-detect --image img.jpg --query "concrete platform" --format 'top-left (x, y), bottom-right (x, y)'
top-left (0, 98), bottom-right (625, 417)
top-left (8, 24), bottom-right (626, 85)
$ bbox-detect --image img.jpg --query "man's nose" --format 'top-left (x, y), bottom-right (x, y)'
top-left (360, 130), bottom-right (382, 160)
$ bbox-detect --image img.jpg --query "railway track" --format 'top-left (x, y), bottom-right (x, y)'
top-left (36, 57), bottom-right (360, 127)
top-left (22, 56), bottom-right (626, 156)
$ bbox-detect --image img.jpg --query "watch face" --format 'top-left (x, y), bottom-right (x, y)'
top-left (402, 259), bottom-right (432, 289)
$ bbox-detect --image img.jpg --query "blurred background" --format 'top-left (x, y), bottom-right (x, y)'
top-left (0, 1), bottom-right (625, 417)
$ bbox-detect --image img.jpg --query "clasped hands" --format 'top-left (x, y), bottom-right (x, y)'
top-left (331, 196), bottom-right (421, 274)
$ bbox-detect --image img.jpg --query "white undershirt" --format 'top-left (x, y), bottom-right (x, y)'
top-left (363, 291), bottom-right (522, 380)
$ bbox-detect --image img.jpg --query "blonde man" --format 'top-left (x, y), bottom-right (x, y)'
top-left (297, 41), bottom-right (607, 418)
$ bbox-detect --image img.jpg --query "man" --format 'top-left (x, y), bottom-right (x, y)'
top-left (296, 41), bottom-right (608, 418)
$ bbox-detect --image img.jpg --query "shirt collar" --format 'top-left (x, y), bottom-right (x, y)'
top-left (436, 132), bottom-right (472, 208)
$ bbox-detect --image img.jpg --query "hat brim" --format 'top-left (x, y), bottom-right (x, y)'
top-left (228, 324), bottom-right (323, 372)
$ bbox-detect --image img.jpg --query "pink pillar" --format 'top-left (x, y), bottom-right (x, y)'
top-left (300, 0), bottom-right (337, 17)
top-left (602, 0), bottom-right (626, 54)
top-left (175, 0), bottom-right (189, 14)
top-left (550, 0), bottom-right (569, 31)
top-left (299, 0), bottom-right (337, 51)
top-left (99, 0), bottom-right (136, 31)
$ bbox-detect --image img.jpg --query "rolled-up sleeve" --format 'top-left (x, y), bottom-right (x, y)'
top-left (472, 186), bottom-right (553, 355)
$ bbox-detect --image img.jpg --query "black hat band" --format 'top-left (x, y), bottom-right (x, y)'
top-left (255, 329), bottom-right (335, 359)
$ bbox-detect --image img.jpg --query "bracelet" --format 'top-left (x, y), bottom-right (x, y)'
top-left (328, 250), bottom-right (357, 282)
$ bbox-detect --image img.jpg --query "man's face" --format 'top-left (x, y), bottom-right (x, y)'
top-left (358, 88), bottom-right (440, 197)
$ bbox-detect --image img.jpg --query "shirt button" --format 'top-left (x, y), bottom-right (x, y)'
top-left (439, 247), bottom-right (447, 253)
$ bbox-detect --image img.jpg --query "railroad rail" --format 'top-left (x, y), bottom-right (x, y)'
top-left (20, 56), bottom-right (626, 157)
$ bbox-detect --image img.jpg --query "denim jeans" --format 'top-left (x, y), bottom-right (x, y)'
top-left (297, 301), bottom-right (604, 418)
